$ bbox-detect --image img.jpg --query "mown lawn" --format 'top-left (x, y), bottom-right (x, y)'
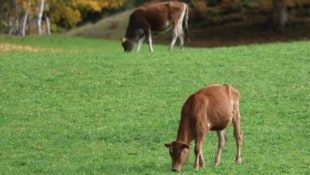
top-left (0, 35), bottom-right (309, 174)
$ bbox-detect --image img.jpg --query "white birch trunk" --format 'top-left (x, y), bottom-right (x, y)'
top-left (37, 0), bottom-right (45, 35)
top-left (21, 0), bottom-right (31, 36)
top-left (21, 12), bottom-right (29, 36)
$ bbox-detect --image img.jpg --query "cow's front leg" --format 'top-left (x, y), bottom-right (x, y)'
top-left (145, 29), bottom-right (153, 52)
top-left (136, 36), bottom-right (145, 52)
top-left (194, 132), bottom-right (206, 170)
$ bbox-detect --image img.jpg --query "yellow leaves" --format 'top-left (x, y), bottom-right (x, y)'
top-left (72, 0), bottom-right (101, 12)
top-left (2, 0), bottom-right (127, 33)
top-left (64, 7), bottom-right (82, 27)
top-left (72, 0), bottom-right (126, 12)
top-left (49, 5), bottom-right (81, 28)
top-left (49, 0), bottom-right (127, 30)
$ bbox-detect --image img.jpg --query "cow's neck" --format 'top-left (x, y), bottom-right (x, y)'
top-left (176, 117), bottom-right (193, 146)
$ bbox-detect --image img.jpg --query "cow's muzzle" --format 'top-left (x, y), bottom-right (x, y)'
top-left (172, 168), bottom-right (181, 172)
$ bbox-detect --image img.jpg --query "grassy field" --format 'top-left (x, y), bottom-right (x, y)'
top-left (0, 35), bottom-right (309, 174)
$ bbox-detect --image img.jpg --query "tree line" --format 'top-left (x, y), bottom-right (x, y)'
top-left (0, 0), bottom-right (126, 35)
top-left (0, 0), bottom-right (308, 35)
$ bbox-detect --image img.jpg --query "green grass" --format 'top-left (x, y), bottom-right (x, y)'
top-left (0, 35), bottom-right (309, 174)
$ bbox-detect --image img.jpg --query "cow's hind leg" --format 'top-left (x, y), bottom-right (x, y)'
top-left (214, 130), bottom-right (226, 166)
top-left (232, 109), bottom-right (242, 165)
top-left (178, 31), bottom-right (184, 50)
top-left (170, 23), bottom-right (184, 51)
top-left (177, 21), bottom-right (184, 50)
top-left (169, 27), bottom-right (178, 51)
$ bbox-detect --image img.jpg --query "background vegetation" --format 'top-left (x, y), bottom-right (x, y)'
top-left (0, 35), bottom-right (309, 174)
top-left (1, 0), bottom-right (309, 35)
top-left (0, 0), bottom-right (126, 34)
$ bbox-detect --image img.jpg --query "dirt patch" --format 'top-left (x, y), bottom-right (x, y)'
top-left (0, 43), bottom-right (90, 53)
top-left (0, 43), bottom-right (45, 52)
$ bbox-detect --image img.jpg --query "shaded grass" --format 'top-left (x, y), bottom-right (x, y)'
top-left (0, 35), bottom-right (309, 174)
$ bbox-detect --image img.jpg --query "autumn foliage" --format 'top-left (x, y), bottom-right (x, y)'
top-left (0, 0), bottom-right (127, 34)
top-left (0, 0), bottom-right (308, 35)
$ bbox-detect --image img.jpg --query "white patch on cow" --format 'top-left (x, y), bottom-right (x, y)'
top-left (231, 100), bottom-right (239, 108)
top-left (137, 37), bottom-right (145, 52)
top-left (165, 21), bottom-right (170, 28)
top-left (231, 100), bottom-right (241, 119)
top-left (122, 37), bottom-right (127, 42)
top-left (147, 29), bottom-right (154, 52)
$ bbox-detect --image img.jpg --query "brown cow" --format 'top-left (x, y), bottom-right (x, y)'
top-left (122, 1), bottom-right (189, 52)
top-left (165, 84), bottom-right (242, 172)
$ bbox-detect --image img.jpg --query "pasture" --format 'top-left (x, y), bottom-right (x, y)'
top-left (0, 35), bottom-right (309, 174)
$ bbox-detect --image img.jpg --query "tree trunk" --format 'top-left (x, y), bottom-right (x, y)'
top-left (45, 16), bottom-right (51, 35)
top-left (21, 12), bottom-right (29, 36)
top-left (270, 0), bottom-right (287, 32)
top-left (8, 0), bottom-right (21, 35)
top-left (21, 0), bottom-right (31, 36)
top-left (37, 0), bottom-right (45, 35)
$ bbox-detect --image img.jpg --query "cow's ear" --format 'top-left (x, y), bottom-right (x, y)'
top-left (164, 143), bottom-right (171, 148)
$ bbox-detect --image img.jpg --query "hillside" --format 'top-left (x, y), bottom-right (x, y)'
top-left (67, 10), bottom-right (132, 41)
top-left (67, 9), bottom-right (310, 48)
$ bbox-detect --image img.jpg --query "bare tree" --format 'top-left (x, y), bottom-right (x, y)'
top-left (37, 0), bottom-right (45, 35)
top-left (44, 2), bottom-right (51, 35)
top-left (21, 0), bottom-right (31, 36)
top-left (45, 15), bottom-right (51, 35)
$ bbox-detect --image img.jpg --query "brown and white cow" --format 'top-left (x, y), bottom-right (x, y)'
top-left (165, 84), bottom-right (242, 172)
top-left (122, 1), bottom-right (189, 52)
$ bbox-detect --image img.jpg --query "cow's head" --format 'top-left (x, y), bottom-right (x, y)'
top-left (165, 141), bottom-right (190, 172)
top-left (122, 37), bottom-right (134, 52)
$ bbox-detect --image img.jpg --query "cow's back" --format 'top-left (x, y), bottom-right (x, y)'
top-left (181, 84), bottom-right (239, 131)
top-left (141, 2), bottom-right (187, 31)
top-left (140, 3), bottom-right (170, 31)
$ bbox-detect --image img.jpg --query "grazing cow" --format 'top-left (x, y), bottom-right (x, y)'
top-left (165, 84), bottom-right (242, 172)
top-left (122, 1), bottom-right (189, 52)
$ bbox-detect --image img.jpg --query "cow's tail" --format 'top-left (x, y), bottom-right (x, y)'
top-left (183, 4), bottom-right (189, 41)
